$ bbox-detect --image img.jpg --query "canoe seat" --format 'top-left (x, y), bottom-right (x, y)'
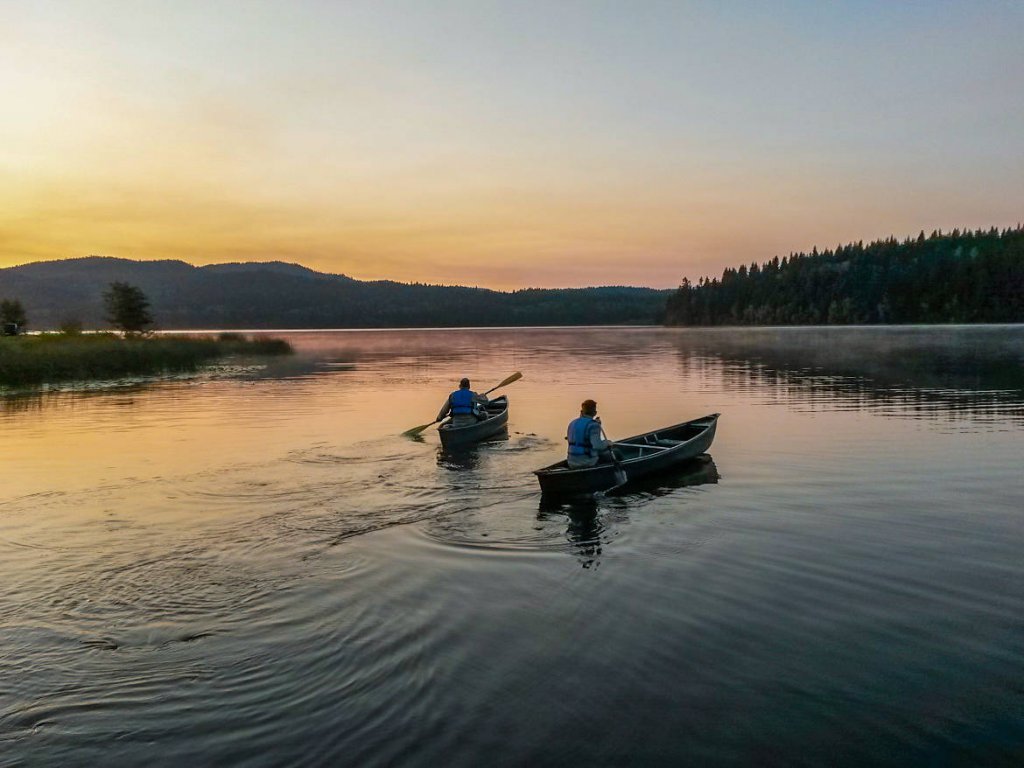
top-left (654, 439), bottom-right (683, 447)
top-left (615, 442), bottom-right (668, 451)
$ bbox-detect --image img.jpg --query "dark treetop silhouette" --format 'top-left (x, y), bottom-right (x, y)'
top-left (666, 226), bottom-right (1024, 326)
top-left (104, 282), bottom-right (154, 335)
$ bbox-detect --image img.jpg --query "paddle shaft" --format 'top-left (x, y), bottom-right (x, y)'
top-left (599, 423), bottom-right (628, 487)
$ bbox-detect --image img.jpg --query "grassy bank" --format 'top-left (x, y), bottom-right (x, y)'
top-left (0, 333), bottom-right (292, 387)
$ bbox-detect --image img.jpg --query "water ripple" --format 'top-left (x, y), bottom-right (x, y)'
top-left (4, 327), bottom-right (1024, 766)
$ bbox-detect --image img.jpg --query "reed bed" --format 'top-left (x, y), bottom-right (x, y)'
top-left (0, 333), bottom-right (292, 387)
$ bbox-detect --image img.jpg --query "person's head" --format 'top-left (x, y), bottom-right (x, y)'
top-left (581, 399), bottom-right (597, 417)
top-left (459, 378), bottom-right (471, 389)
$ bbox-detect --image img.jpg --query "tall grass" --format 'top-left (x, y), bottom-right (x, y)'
top-left (0, 333), bottom-right (292, 387)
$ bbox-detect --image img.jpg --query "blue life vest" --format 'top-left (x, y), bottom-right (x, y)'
top-left (567, 416), bottom-right (595, 457)
top-left (451, 388), bottom-right (476, 415)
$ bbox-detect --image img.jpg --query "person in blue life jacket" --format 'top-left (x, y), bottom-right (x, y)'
top-left (566, 399), bottom-right (614, 468)
top-left (437, 378), bottom-right (489, 427)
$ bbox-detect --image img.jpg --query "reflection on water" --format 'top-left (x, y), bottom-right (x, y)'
top-left (558, 497), bottom-right (603, 569)
top-left (538, 457), bottom-right (721, 569)
top-left (435, 428), bottom-right (510, 471)
top-left (675, 325), bottom-right (1024, 426)
top-left (2, 326), bottom-right (1024, 766)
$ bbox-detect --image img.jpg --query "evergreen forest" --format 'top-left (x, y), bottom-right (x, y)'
top-left (665, 226), bottom-right (1024, 326)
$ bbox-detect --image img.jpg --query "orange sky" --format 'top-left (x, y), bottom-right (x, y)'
top-left (2, 2), bottom-right (1021, 289)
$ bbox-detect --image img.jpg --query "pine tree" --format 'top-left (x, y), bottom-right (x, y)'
top-left (104, 282), bottom-right (155, 335)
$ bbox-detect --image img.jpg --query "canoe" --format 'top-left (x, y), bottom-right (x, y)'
top-left (438, 395), bottom-right (509, 449)
top-left (533, 413), bottom-right (720, 496)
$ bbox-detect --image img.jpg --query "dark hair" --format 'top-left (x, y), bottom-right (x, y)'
top-left (459, 378), bottom-right (471, 388)
top-left (581, 399), bottom-right (597, 416)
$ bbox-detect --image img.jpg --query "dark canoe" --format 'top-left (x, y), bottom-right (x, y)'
top-left (533, 413), bottom-right (720, 496)
top-left (438, 395), bottom-right (509, 449)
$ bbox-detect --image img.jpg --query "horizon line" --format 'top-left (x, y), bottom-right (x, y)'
top-left (1, 254), bottom-right (673, 293)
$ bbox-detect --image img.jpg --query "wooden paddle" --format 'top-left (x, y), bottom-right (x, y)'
top-left (401, 371), bottom-right (523, 437)
top-left (481, 370), bottom-right (522, 396)
top-left (599, 423), bottom-right (629, 490)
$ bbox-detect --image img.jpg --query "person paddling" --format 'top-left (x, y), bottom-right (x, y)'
top-left (566, 399), bottom-right (614, 468)
top-left (437, 378), bottom-right (489, 427)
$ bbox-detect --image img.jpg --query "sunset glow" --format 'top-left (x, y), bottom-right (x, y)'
top-left (2, 1), bottom-right (1022, 288)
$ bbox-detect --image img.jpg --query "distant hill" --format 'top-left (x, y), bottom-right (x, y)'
top-left (0, 256), bottom-right (670, 329)
top-left (665, 226), bottom-right (1024, 326)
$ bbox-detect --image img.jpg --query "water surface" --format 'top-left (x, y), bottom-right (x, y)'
top-left (2, 326), bottom-right (1024, 766)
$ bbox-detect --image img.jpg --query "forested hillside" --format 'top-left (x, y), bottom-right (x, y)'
top-left (0, 257), bottom-right (669, 329)
top-left (665, 226), bottom-right (1024, 326)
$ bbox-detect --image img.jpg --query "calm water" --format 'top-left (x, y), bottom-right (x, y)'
top-left (2, 326), bottom-right (1024, 766)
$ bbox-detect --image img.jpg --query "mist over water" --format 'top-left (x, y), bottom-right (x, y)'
top-left (2, 326), bottom-right (1024, 766)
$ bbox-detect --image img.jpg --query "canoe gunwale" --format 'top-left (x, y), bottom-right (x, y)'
top-left (533, 413), bottom-right (720, 495)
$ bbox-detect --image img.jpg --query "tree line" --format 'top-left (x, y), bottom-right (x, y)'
top-left (665, 226), bottom-right (1024, 326)
top-left (2, 282), bottom-right (154, 335)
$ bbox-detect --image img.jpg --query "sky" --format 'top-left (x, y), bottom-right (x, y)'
top-left (1, 1), bottom-right (1022, 289)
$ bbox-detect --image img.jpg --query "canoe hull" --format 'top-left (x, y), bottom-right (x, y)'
top-left (534, 413), bottom-right (719, 496)
top-left (438, 396), bottom-right (510, 448)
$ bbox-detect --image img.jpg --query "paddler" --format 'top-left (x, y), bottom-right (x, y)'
top-left (566, 399), bottom-right (614, 468)
top-left (437, 378), bottom-right (489, 427)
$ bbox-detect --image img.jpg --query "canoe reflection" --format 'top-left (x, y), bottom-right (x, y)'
top-left (435, 427), bottom-right (510, 470)
top-left (538, 456), bottom-right (719, 568)
top-left (611, 453), bottom-right (720, 497)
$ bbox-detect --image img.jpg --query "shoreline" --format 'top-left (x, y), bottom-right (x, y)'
top-left (0, 333), bottom-right (291, 389)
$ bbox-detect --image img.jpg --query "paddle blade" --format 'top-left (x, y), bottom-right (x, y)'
top-left (401, 421), bottom-right (436, 437)
top-left (497, 371), bottom-right (523, 388)
top-left (484, 371), bottom-right (523, 395)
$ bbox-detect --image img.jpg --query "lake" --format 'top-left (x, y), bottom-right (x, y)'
top-left (2, 326), bottom-right (1024, 766)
